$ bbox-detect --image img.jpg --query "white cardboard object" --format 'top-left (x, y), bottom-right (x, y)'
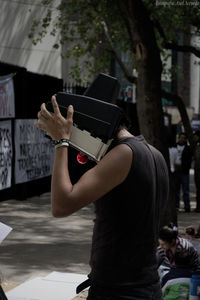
top-left (6, 272), bottom-right (88, 300)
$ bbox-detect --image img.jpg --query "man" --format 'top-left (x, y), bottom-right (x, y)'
top-left (193, 131), bottom-right (200, 212)
top-left (35, 96), bottom-right (169, 300)
top-left (173, 133), bottom-right (192, 212)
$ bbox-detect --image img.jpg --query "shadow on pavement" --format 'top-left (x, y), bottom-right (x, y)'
top-left (0, 193), bottom-right (94, 283)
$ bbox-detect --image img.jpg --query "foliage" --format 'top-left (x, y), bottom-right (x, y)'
top-left (29, 0), bottom-right (132, 82)
top-left (29, 0), bottom-right (200, 83)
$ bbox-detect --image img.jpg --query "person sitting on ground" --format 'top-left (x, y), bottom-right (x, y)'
top-left (157, 224), bottom-right (200, 273)
top-left (161, 249), bottom-right (193, 299)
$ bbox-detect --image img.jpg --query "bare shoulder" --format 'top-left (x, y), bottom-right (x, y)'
top-left (94, 142), bottom-right (133, 184)
top-left (101, 142), bottom-right (133, 163)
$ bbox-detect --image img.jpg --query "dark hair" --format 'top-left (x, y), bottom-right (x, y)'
top-left (159, 224), bottom-right (178, 243)
top-left (113, 108), bottom-right (132, 138)
top-left (105, 107), bottom-right (132, 153)
top-left (178, 132), bottom-right (187, 138)
top-left (118, 109), bottom-right (131, 130)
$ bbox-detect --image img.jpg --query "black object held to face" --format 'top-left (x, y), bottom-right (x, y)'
top-left (46, 73), bottom-right (122, 162)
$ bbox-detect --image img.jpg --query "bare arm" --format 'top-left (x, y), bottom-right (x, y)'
top-left (35, 96), bottom-right (133, 217)
top-left (51, 142), bottom-right (132, 217)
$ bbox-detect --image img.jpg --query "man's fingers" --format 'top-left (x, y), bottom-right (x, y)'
top-left (52, 96), bottom-right (61, 116)
top-left (34, 119), bottom-right (45, 130)
top-left (40, 103), bottom-right (52, 119)
top-left (67, 105), bottom-right (74, 122)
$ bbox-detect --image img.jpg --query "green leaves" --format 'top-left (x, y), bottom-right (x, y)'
top-left (29, 0), bottom-right (200, 83)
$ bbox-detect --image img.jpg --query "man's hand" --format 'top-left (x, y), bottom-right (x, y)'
top-left (34, 96), bottom-right (74, 141)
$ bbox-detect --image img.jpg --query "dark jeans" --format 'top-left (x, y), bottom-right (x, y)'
top-left (173, 171), bottom-right (190, 210)
top-left (0, 286), bottom-right (7, 300)
top-left (86, 282), bottom-right (163, 300)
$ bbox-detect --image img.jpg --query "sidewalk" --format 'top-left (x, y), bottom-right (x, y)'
top-left (0, 170), bottom-right (199, 299)
top-left (177, 169), bottom-right (199, 234)
top-left (0, 193), bottom-right (94, 299)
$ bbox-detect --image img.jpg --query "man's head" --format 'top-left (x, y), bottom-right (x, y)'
top-left (115, 109), bottom-right (132, 138)
top-left (178, 133), bottom-right (187, 145)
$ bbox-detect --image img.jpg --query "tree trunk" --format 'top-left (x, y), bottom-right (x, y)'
top-left (162, 90), bottom-right (195, 150)
top-left (117, 0), bottom-right (177, 225)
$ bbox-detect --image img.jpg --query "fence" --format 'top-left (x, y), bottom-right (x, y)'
top-left (0, 62), bottom-right (63, 200)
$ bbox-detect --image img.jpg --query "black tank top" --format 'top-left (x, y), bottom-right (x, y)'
top-left (89, 136), bottom-right (169, 287)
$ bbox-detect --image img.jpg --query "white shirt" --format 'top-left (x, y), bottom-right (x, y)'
top-left (169, 147), bottom-right (178, 172)
top-left (175, 144), bottom-right (185, 166)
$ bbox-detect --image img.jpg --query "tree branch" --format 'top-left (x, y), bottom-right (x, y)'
top-left (101, 21), bottom-right (137, 83)
top-left (153, 19), bottom-right (167, 41)
top-left (154, 19), bottom-right (200, 58)
top-left (165, 42), bottom-right (200, 58)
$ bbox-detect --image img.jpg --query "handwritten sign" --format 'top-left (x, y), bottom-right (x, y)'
top-left (15, 119), bottom-right (54, 184)
top-left (0, 74), bottom-right (15, 118)
top-left (0, 120), bottom-right (12, 190)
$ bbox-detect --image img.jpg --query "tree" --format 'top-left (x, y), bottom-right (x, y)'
top-left (29, 0), bottom-right (200, 225)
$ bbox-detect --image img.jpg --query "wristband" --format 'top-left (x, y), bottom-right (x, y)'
top-left (55, 142), bottom-right (69, 149)
top-left (52, 138), bottom-right (70, 146)
top-left (52, 139), bottom-right (70, 149)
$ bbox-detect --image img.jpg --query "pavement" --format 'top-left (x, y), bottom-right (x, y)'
top-left (0, 170), bottom-right (199, 299)
top-left (0, 193), bottom-right (94, 299)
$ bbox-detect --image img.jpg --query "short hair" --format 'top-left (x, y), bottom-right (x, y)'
top-left (114, 108), bottom-right (132, 137)
top-left (178, 132), bottom-right (187, 138)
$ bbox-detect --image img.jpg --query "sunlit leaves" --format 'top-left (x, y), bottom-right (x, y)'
top-left (29, 0), bottom-right (200, 83)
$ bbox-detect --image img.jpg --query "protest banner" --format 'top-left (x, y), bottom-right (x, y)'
top-left (15, 119), bottom-right (54, 184)
top-left (0, 74), bottom-right (15, 118)
top-left (0, 120), bottom-right (12, 190)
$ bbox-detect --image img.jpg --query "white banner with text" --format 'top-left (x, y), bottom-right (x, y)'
top-left (15, 119), bottom-right (54, 184)
top-left (0, 120), bottom-right (12, 190)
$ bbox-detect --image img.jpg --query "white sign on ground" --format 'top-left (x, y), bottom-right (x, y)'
top-left (15, 119), bottom-right (54, 183)
top-left (6, 272), bottom-right (88, 300)
top-left (0, 120), bottom-right (12, 190)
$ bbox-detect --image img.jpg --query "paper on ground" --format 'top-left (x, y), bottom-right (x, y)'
top-left (44, 271), bottom-right (87, 283)
top-left (0, 222), bottom-right (12, 244)
top-left (6, 272), bottom-right (88, 300)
